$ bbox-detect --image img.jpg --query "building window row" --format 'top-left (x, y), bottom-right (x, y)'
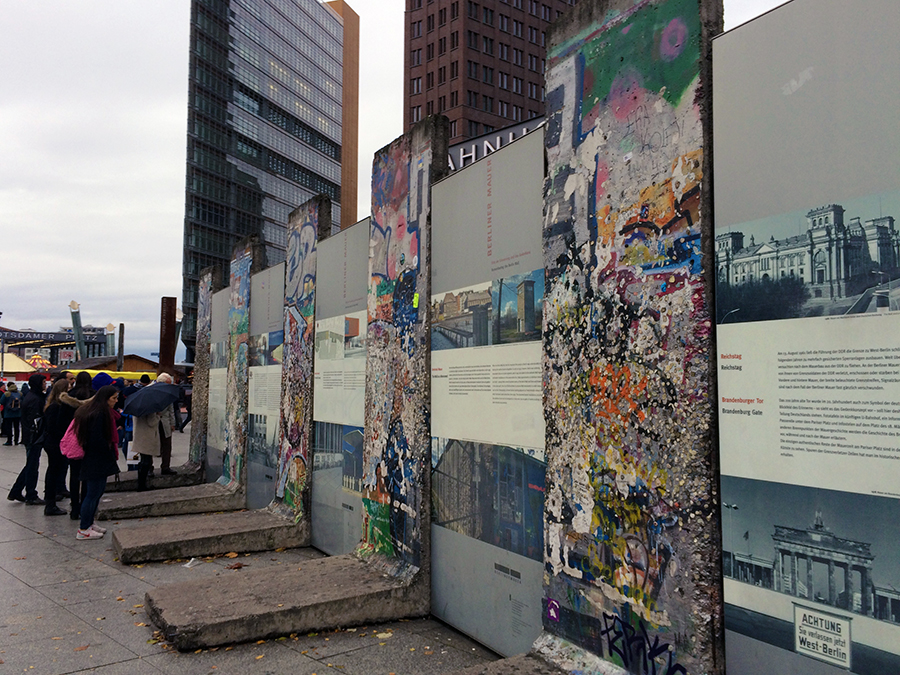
top-left (232, 36), bottom-right (342, 126)
top-left (194, 31), bottom-right (229, 71)
top-left (233, 0), bottom-right (342, 63)
top-left (234, 9), bottom-right (343, 81)
top-left (234, 84), bottom-right (341, 161)
top-left (233, 135), bottom-right (340, 201)
top-left (195, 6), bottom-right (229, 45)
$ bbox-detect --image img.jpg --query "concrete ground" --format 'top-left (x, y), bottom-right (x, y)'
top-left (0, 423), bottom-right (501, 673)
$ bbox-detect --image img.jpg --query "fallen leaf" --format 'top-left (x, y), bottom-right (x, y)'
top-left (425, 650), bottom-right (434, 655)
top-left (255, 655), bottom-right (264, 660)
top-left (95, 617), bottom-right (105, 621)
top-left (133, 604), bottom-right (144, 608)
top-left (13, 557), bottom-right (25, 560)
top-left (147, 639), bottom-right (159, 645)
top-left (275, 547), bottom-right (286, 552)
top-left (195, 649), bottom-right (203, 654)
top-left (116, 597), bottom-right (124, 602)
top-left (51, 637), bottom-right (63, 640)
top-left (224, 552), bottom-right (239, 559)
top-left (74, 645), bottom-right (89, 651)
top-left (225, 646), bottom-right (233, 651)
top-left (276, 604), bottom-right (284, 608)
top-left (255, 640), bottom-right (266, 645)
top-left (134, 622), bottom-right (148, 627)
top-left (376, 633), bottom-right (393, 639)
top-left (225, 562), bottom-right (244, 570)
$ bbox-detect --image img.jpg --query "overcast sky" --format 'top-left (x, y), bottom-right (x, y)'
top-left (0, 0), bottom-right (784, 359)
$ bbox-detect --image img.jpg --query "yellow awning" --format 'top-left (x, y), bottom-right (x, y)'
top-left (81, 370), bottom-right (158, 381)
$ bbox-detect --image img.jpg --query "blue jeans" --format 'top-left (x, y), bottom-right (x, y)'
top-left (80, 478), bottom-right (107, 531)
top-left (10, 438), bottom-right (42, 500)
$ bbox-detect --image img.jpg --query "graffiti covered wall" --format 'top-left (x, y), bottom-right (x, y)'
top-left (189, 268), bottom-right (214, 466)
top-left (357, 117), bottom-right (448, 577)
top-left (273, 197), bottom-right (331, 522)
top-left (540, 0), bottom-right (723, 672)
top-left (219, 238), bottom-right (265, 490)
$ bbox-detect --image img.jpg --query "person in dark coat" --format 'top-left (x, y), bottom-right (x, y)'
top-left (42, 379), bottom-right (86, 515)
top-left (1, 382), bottom-right (23, 445)
top-left (66, 372), bottom-right (94, 520)
top-left (73, 385), bottom-right (120, 539)
top-left (6, 374), bottom-right (48, 504)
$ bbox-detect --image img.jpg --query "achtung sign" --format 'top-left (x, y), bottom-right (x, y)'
top-left (794, 604), bottom-right (851, 669)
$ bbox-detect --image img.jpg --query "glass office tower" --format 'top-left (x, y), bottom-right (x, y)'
top-left (181, 0), bottom-right (357, 356)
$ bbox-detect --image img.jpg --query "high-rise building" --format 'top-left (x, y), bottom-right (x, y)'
top-left (181, 0), bottom-right (359, 357)
top-left (404, 0), bottom-right (577, 142)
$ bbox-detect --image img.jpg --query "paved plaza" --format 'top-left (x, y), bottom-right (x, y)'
top-left (0, 423), bottom-right (500, 674)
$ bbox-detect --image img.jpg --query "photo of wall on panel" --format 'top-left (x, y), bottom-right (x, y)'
top-left (430, 127), bottom-right (545, 657)
top-left (246, 262), bottom-right (285, 509)
top-left (311, 218), bottom-right (369, 555)
top-left (714, 1), bottom-right (900, 672)
top-left (206, 286), bottom-right (230, 483)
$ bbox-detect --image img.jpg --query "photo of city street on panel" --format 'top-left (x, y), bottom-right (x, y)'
top-left (716, 191), bottom-right (900, 324)
top-left (431, 269), bottom-right (544, 351)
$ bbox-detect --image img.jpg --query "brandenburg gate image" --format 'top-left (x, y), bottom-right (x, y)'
top-left (772, 511), bottom-right (874, 616)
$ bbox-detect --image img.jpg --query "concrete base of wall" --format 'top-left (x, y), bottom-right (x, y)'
top-left (146, 554), bottom-right (430, 651)
top-left (105, 465), bottom-right (203, 493)
top-left (96, 482), bottom-right (244, 521)
top-left (112, 509), bottom-right (308, 564)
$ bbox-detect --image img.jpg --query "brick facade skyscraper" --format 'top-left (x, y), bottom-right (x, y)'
top-left (404, 0), bottom-right (577, 142)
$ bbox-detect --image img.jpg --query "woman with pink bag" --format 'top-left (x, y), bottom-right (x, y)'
top-left (71, 386), bottom-right (120, 540)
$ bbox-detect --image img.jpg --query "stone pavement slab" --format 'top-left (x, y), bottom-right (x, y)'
top-left (446, 654), bottom-right (567, 674)
top-left (0, 632), bottom-right (142, 674)
top-left (112, 509), bottom-right (308, 563)
top-left (96, 482), bottom-right (245, 520)
top-left (145, 554), bottom-right (430, 651)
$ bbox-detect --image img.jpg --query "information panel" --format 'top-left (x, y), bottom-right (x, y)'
top-left (247, 263), bottom-right (285, 509)
top-left (430, 128), bottom-right (546, 657)
top-left (714, 2), bottom-right (900, 672)
top-left (311, 219), bottom-right (369, 555)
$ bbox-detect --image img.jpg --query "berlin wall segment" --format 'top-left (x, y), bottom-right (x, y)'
top-left (219, 236), bottom-right (267, 493)
top-left (538, 0), bottom-right (724, 673)
top-left (188, 267), bottom-right (217, 469)
top-left (357, 115), bottom-right (449, 596)
top-left (270, 196), bottom-right (332, 536)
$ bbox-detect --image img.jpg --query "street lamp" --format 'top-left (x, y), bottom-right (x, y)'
top-left (723, 502), bottom-right (739, 578)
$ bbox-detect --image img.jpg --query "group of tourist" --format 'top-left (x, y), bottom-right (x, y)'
top-left (3, 370), bottom-right (187, 540)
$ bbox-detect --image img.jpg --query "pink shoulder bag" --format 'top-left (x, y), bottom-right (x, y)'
top-left (60, 420), bottom-right (85, 460)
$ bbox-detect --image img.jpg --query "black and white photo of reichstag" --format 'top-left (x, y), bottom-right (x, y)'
top-left (715, 202), bottom-right (899, 323)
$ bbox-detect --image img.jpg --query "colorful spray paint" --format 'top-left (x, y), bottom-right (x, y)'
top-left (189, 268), bottom-right (214, 466)
top-left (357, 117), bottom-right (448, 578)
top-left (219, 238), bottom-right (266, 491)
top-left (273, 197), bottom-right (331, 522)
top-left (539, 1), bottom-right (723, 673)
